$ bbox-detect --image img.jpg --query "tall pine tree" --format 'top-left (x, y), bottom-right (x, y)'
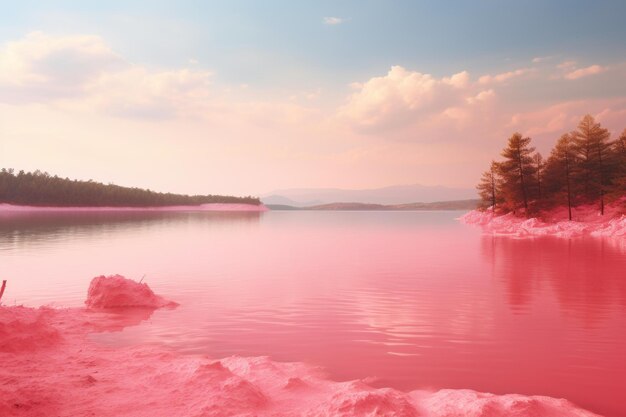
top-left (477, 161), bottom-right (500, 211)
top-left (497, 133), bottom-right (536, 213)
top-left (609, 129), bottom-right (626, 200)
top-left (571, 115), bottom-right (612, 214)
top-left (533, 152), bottom-right (544, 202)
top-left (543, 133), bottom-right (576, 220)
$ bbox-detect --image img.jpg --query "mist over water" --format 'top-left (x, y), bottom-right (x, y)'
top-left (1, 210), bottom-right (625, 416)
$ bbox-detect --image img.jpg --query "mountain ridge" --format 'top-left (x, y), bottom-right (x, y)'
top-left (262, 184), bottom-right (477, 207)
top-left (266, 199), bottom-right (480, 211)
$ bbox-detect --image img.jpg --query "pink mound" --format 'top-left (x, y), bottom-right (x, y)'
top-left (0, 280), bottom-right (601, 417)
top-left (85, 275), bottom-right (177, 309)
top-left (460, 203), bottom-right (626, 241)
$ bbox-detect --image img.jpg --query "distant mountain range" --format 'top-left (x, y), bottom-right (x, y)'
top-left (262, 184), bottom-right (477, 207)
top-left (266, 199), bottom-right (479, 211)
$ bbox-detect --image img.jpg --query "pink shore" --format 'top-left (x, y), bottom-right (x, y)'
top-left (460, 203), bottom-right (626, 241)
top-left (0, 276), bottom-right (600, 417)
top-left (0, 203), bottom-right (268, 212)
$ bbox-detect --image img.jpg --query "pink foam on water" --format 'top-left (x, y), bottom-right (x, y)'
top-left (0, 276), bottom-right (601, 417)
top-left (0, 203), bottom-right (268, 212)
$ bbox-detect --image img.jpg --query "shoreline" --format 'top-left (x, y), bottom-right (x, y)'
top-left (0, 276), bottom-right (601, 417)
top-left (460, 204), bottom-right (626, 241)
top-left (0, 203), bottom-right (268, 213)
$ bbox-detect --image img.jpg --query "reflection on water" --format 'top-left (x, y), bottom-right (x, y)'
top-left (0, 211), bottom-right (261, 251)
top-left (482, 236), bottom-right (626, 320)
top-left (1, 210), bottom-right (624, 416)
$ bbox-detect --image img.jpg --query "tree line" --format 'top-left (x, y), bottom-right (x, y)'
top-left (0, 169), bottom-right (261, 207)
top-left (478, 115), bottom-right (626, 220)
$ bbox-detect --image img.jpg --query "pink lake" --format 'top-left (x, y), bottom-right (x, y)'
top-left (1, 210), bottom-right (625, 416)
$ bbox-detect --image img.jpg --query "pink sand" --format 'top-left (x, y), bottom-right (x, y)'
top-left (0, 275), bottom-right (600, 416)
top-left (0, 203), bottom-right (268, 212)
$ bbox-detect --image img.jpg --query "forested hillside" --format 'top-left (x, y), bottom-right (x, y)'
top-left (478, 115), bottom-right (626, 220)
top-left (0, 169), bottom-right (261, 207)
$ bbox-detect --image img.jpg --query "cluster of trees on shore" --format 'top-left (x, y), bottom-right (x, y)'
top-left (0, 169), bottom-right (261, 206)
top-left (478, 115), bottom-right (626, 219)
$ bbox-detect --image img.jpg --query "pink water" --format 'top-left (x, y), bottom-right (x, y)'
top-left (1, 210), bottom-right (625, 416)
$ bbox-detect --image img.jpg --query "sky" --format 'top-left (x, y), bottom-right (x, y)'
top-left (1, 0), bottom-right (625, 196)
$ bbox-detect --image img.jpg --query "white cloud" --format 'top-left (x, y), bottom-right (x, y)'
top-left (0, 32), bottom-right (216, 119)
top-left (323, 17), bottom-right (346, 25)
top-left (0, 31), bottom-right (122, 102)
top-left (338, 66), bottom-right (488, 132)
top-left (86, 67), bottom-right (213, 119)
top-left (337, 60), bottom-right (626, 143)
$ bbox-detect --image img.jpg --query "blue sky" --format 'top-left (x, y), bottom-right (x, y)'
top-left (2, 0), bottom-right (625, 91)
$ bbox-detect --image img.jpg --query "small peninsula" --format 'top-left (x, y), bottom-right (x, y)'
top-left (0, 169), bottom-right (261, 208)
top-left (465, 115), bottom-right (626, 240)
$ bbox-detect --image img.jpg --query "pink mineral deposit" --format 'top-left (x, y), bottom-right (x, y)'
top-left (460, 202), bottom-right (626, 241)
top-left (85, 275), bottom-right (178, 309)
top-left (0, 278), bottom-right (601, 417)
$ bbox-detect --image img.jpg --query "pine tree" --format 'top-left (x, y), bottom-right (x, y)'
top-left (477, 161), bottom-right (499, 211)
top-left (0, 169), bottom-right (262, 206)
top-left (497, 133), bottom-right (536, 213)
top-left (609, 128), bottom-right (626, 199)
top-left (571, 115), bottom-right (612, 215)
top-left (533, 152), bottom-right (544, 202)
top-left (544, 133), bottom-right (575, 220)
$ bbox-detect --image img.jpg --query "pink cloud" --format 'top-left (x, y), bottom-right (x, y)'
top-left (466, 89), bottom-right (495, 104)
top-left (443, 71), bottom-right (470, 88)
top-left (557, 60), bottom-right (576, 70)
top-left (507, 99), bottom-right (626, 148)
top-left (478, 68), bottom-right (531, 85)
top-left (564, 64), bottom-right (606, 80)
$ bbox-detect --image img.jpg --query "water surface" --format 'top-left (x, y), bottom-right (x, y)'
top-left (1, 210), bottom-right (624, 416)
